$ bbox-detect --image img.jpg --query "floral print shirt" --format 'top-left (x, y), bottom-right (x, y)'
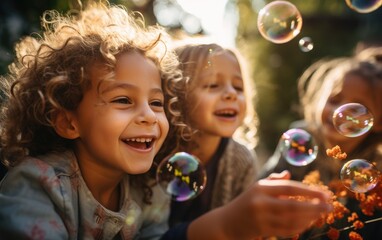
top-left (0, 150), bottom-right (170, 240)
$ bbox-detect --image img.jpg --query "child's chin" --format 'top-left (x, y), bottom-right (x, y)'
top-left (128, 164), bottom-right (152, 175)
top-left (220, 131), bottom-right (235, 138)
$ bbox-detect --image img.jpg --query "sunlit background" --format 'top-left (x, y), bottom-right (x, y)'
top-left (1, 0), bottom-right (382, 165)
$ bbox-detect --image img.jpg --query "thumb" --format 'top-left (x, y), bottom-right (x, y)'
top-left (266, 170), bottom-right (291, 180)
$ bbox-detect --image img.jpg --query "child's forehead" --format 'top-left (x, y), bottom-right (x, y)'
top-left (85, 55), bottom-right (161, 94)
top-left (89, 52), bottom-right (158, 77)
top-left (208, 49), bottom-right (235, 59)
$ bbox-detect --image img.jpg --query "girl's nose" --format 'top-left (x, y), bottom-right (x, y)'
top-left (136, 104), bottom-right (158, 125)
top-left (223, 85), bottom-right (237, 100)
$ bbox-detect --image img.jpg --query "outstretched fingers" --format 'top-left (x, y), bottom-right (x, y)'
top-left (266, 170), bottom-right (291, 180)
top-left (252, 189), bottom-right (331, 237)
top-left (257, 179), bottom-right (332, 204)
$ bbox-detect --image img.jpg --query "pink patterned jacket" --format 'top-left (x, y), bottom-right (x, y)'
top-left (0, 150), bottom-right (170, 240)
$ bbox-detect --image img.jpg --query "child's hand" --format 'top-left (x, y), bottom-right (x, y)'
top-left (265, 170), bottom-right (291, 180)
top-left (219, 179), bottom-right (332, 239)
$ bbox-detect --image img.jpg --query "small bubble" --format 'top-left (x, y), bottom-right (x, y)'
top-left (257, 1), bottom-right (303, 44)
top-left (332, 103), bottom-right (374, 138)
top-left (345, 0), bottom-right (382, 13)
top-left (156, 152), bottom-right (206, 201)
top-left (279, 128), bottom-right (318, 166)
top-left (299, 37), bottom-right (314, 52)
top-left (340, 159), bottom-right (380, 193)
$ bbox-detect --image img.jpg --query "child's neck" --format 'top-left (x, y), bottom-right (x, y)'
top-left (94, 183), bottom-right (121, 211)
top-left (77, 160), bottom-right (123, 211)
top-left (190, 133), bottom-right (222, 165)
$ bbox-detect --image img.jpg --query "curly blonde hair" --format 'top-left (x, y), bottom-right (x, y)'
top-left (0, 1), bottom-right (182, 171)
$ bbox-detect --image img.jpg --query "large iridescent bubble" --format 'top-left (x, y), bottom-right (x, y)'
top-left (279, 128), bottom-right (318, 166)
top-left (257, 0), bottom-right (303, 44)
top-left (340, 159), bottom-right (380, 193)
top-left (156, 152), bottom-right (206, 202)
top-left (345, 0), bottom-right (382, 13)
top-left (332, 103), bottom-right (374, 138)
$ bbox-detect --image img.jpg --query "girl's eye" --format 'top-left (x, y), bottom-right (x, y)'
top-left (204, 83), bottom-right (219, 89)
top-left (111, 97), bottom-right (132, 104)
top-left (234, 86), bottom-right (244, 92)
top-left (151, 100), bottom-right (164, 107)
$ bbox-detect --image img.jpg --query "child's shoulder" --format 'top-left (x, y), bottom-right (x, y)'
top-left (223, 138), bottom-right (258, 167)
top-left (228, 138), bottom-right (256, 156)
top-left (2, 150), bottom-right (77, 185)
top-left (0, 151), bottom-right (79, 239)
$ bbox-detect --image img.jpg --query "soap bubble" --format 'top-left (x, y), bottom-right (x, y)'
top-left (332, 103), bottom-right (374, 138)
top-left (299, 36), bottom-right (314, 52)
top-left (340, 159), bottom-right (380, 193)
top-left (156, 152), bottom-right (206, 201)
top-left (257, 0), bottom-right (303, 44)
top-left (345, 0), bottom-right (382, 13)
top-left (279, 128), bottom-right (318, 166)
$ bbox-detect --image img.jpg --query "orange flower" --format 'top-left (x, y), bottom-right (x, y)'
top-left (352, 220), bottom-right (364, 230)
top-left (347, 212), bottom-right (358, 222)
top-left (327, 227), bottom-right (340, 240)
top-left (301, 146), bottom-right (382, 239)
top-left (349, 231), bottom-right (363, 240)
top-left (326, 145), bottom-right (347, 160)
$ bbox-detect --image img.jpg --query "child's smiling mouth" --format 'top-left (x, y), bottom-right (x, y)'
top-left (122, 137), bottom-right (154, 150)
top-left (214, 109), bottom-right (238, 118)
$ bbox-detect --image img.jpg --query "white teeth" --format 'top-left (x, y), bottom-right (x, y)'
top-left (125, 138), bottom-right (153, 142)
top-left (216, 110), bottom-right (236, 115)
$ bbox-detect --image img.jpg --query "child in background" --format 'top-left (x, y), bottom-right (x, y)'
top-left (0, 2), bottom-right (182, 239)
top-left (259, 48), bottom-right (382, 239)
top-left (167, 42), bottom-right (259, 226)
top-left (260, 52), bottom-right (382, 182)
top-left (157, 42), bottom-right (332, 240)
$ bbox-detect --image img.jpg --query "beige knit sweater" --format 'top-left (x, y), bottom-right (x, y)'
top-left (210, 138), bottom-right (258, 209)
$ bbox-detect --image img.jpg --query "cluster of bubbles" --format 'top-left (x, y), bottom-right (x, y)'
top-left (256, 0), bottom-right (381, 193)
top-left (256, 0), bottom-right (382, 51)
top-left (155, 1), bottom-right (382, 201)
top-left (157, 102), bottom-right (378, 201)
top-left (278, 102), bottom-right (379, 193)
top-left (156, 152), bottom-right (206, 201)
top-left (333, 103), bottom-right (379, 193)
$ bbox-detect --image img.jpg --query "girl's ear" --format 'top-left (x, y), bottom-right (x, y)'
top-left (52, 110), bottom-right (80, 139)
